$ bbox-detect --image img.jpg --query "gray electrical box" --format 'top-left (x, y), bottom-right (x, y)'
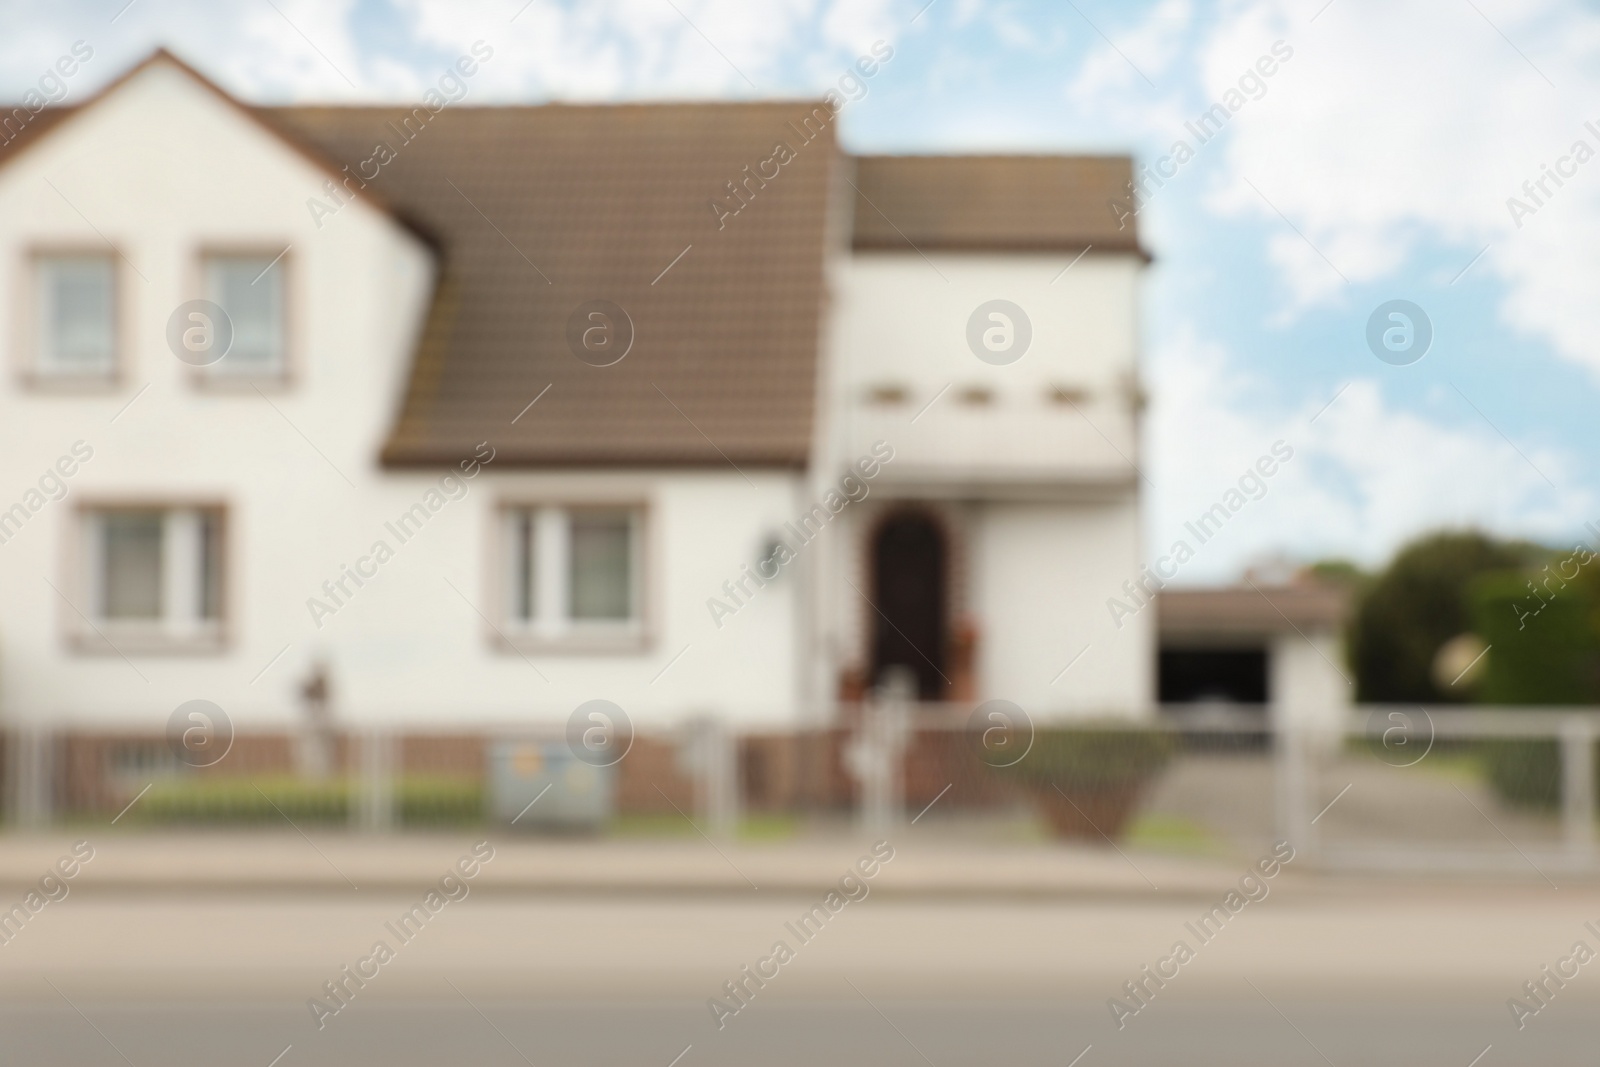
top-left (488, 740), bottom-right (614, 832)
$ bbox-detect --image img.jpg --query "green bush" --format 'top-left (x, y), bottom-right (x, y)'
top-left (1471, 571), bottom-right (1600, 704)
top-left (132, 775), bottom-right (484, 827)
top-left (398, 776), bottom-right (484, 826)
top-left (139, 776), bottom-right (349, 824)
top-left (1478, 739), bottom-right (1562, 809)
top-left (1470, 571), bottom-right (1600, 809)
top-left (998, 726), bottom-right (1175, 791)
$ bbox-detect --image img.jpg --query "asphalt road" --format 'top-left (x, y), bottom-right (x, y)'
top-left (1, 997), bottom-right (1586, 1067)
top-left (4, 878), bottom-right (1597, 1066)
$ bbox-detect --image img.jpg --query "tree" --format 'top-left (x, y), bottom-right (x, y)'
top-left (1349, 530), bottom-right (1541, 703)
top-left (1305, 559), bottom-right (1366, 589)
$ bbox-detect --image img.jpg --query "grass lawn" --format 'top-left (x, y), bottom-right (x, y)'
top-left (1124, 812), bottom-right (1230, 856)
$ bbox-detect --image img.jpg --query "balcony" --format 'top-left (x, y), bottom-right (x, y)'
top-left (837, 383), bottom-right (1140, 499)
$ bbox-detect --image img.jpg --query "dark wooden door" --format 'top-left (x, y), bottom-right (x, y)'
top-left (870, 512), bottom-right (947, 700)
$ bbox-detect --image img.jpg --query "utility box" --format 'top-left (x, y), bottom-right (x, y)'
top-left (488, 740), bottom-right (614, 832)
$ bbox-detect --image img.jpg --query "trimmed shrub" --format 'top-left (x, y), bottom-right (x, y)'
top-left (1471, 572), bottom-right (1600, 809)
top-left (398, 776), bottom-right (484, 826)
top-left (992, 726), bottom-right (1175, 840)
top-left (131, 775), bottom-right (484, 827)
top-left (1471, 572), bottom-right (1600, 705)
top-left (139, 776), bottom-right (349, 825)
top-left (1001, 727), bottom-right (1176, 790)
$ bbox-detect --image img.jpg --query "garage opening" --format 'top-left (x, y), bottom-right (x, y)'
top-left (1158, 647), bottom-right (1269, 704)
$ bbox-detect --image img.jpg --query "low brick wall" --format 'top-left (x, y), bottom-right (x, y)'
top-left (615, 735), bottom-right (695, 813)
top-left (399, 735), bottom-right (484, 777)
top-left (58, 733), bottom-right (306, 814)
top-left (25, 726), bottom-right (1009, 819)
top-left (903, 729), bottom-right (1016, 809)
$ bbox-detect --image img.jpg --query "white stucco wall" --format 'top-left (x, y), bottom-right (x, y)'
top-left (0, 61), bottom-right (805, 731)
top-left (819, 250), bottom-right (1149, 714)
top-left (973, 499), bottom-right (1153, 716)
top-left (1270, 629), bottom-right (1349, 742)
top-left (826, 252), bottom-right (1143, 488)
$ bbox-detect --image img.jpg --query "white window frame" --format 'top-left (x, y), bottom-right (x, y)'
top-left (32, 251), bottom-right (118, 383)
top-left (500, 503), bottom-right (647, 651)
top-left (73, 504), bottom-right (227, 653)
top-left (197, 248), bottom-right (290, 383)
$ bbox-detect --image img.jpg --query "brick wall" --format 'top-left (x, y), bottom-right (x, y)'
top-left (18, 726), bottom-right (1010, 819)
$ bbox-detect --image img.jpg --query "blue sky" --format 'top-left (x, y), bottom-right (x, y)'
top-left (6, 0), bottom-right (1598, 581)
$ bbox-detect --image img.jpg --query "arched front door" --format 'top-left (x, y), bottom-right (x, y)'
top-left (869, 511), bottom-right (948, 700)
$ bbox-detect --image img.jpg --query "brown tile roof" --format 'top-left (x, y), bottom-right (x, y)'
top-left (1158, 583), bottom-right (1350, 637)
top-left (267, 102), bottom-right (836, 469)
top-left (850, 154), bottom-right (1145, 256)
top-left (0, 107), bottom-right (73, 161)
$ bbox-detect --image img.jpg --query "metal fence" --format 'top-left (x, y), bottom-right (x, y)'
top-left (1298, 707), bottom-right (1599, 874)
top-left (2, 703), bottom-right (1592, 878)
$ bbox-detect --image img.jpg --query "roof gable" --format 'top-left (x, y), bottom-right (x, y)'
top-left (0, 50), bottom-right (410, 228)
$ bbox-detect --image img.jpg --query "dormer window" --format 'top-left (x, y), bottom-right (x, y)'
top-left (202, 251), bottom-right (286, 379)
top-left (36, 253), bottom-right (116, 380)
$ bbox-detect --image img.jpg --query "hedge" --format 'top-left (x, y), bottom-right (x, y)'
top-left (994, 726), bottom-right (1176, 790)
top-left (130, 775), bottom-right (484, 826)
top-left (1470, 572), bottom-right (1600, 809)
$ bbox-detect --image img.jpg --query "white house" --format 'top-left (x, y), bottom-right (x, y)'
top-left (0, 50), bottom-right (1154, 760)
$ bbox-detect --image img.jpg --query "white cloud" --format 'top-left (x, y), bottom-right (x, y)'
top-left (1068, 0), bottom-right (1193, 99)
top-left (1065, 0), bottom-right (1196, 145)
top-left (1215, 0), bottom-right (1600, 369)
top-left (1069, 0), bottom-right (1600, 378)
top-left (1148, 329), bottom-right (1594, 580)
top-left (0, 0), bottom-right (908, 104)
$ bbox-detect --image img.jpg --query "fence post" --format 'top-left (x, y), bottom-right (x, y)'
top-left (1560, 716), bottom-right (1596, 863)
top-left (680, 717), bottom-right (739, 839)
top-left (8, 726), bottom-right (52, 828)
top-left (355, 728), bottom-right (396, 832)
top-left (708, 722), bottom-right (739, 839)
top-left (853, 670), bottom-right (912, 834)
top-left (1275, 721), bottom-right (1315, 861)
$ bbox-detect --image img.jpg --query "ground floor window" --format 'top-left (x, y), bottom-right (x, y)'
top-left (503, 505), bottom-right (643, 645)
top-left (78, 505), bottom-right (225, 649)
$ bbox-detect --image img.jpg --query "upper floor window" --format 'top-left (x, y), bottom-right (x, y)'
top-left (78, 505), bottom-right (225, 650)
top-left (36, 253), bottom-right (115, 379)
top-left (203, 252), bottom-right (286, 378)
top-left (504, 505), bottom-right (643, 646)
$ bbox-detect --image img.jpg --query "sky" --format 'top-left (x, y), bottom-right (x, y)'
top-left (5, 0), bottom-right (1598, 583)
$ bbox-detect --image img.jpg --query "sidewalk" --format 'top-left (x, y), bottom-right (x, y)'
top-left (4, 829), bottom-right (1599, 1005)
top-left (0, 829), bottom-right (1292, 899)
top-left (5, 827), bottom-right (1593, 899)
